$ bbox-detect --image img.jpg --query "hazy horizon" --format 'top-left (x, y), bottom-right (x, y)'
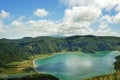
top-left (1, 34), bottom-right (120, 40)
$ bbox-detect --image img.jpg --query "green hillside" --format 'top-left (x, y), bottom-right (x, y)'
top-left (0, 35), bottom-right (120, 66)
top-left (0, 74), bottom-right (59, 80)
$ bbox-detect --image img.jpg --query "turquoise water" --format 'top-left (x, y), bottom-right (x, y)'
top-left (34, 51), bottom-right (120, 80)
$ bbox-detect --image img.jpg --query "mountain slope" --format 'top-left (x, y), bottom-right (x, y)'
top-left (0, 35), bottom-right (120, 66)
top-left (16, 35), bottom-right (120, 53)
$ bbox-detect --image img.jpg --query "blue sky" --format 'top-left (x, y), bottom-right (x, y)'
top-left (0, 0), bottom-right (65, 21)
top-left (0, 0), bottom-right (120, 39)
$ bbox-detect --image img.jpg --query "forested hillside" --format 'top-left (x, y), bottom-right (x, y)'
top-left (0, 35), bottom-right (120, 66)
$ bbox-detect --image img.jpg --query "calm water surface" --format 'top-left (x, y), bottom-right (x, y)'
top-left (34, 51), bottom-right (120, 80)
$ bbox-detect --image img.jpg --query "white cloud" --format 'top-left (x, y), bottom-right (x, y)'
top-left (97, 22), bottom-right (118, 36)
top-left (0, 10), bottom-right (10, 38)
top-left (0, 20), bottom-right (12, 38)
top-left (115, 3), bottom-right (120, 12)
top-left (11, 20), bottom-right (25, 28)
top-left (59, 0), bottom-right (120, 37)
top-left (100, 15), bottom-right (113, 23)
top-left (26, 20), bottom-right (58, 37)
top-left (93, 0), bottom-right (116, 10)
top-left (33, 8), bottom-right (48, 17)
top-left (96, 14), bottom-right (120, 37)
top-left (10, 16), bottom-right (27, 32)
top-left (0, 10), bottom-right (10, 19)
top-left (114, 12), bottom-right (120, 23)
top-left (0, 10), bottom-right (10, 36)
top-left (1, 17), bottom-right (58, 38)
top-left (58, 6), bottom-right (101, 36)
top-left (64, 6), bottom-right (101, 22)
top-left (100, 12), bottom-right (120, 24)
top-left (0, 20), bottom-right (4, 33)
top-left (60, 0), bottom-right (118, 10)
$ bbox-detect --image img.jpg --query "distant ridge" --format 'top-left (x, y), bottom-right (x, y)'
top-left (1, 35), bottom-right (120, 40)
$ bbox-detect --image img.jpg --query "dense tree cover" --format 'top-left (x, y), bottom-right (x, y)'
top-left (114, 55), bottom-right (120, 71)
top-left (0, 74), bottom-right (59, 80)
top-left (0, 35), bottom-right (120, 66)
top-left (0, 43), bottom-right (28, 66)
top-left (17, 35), bottom-right (120, 53)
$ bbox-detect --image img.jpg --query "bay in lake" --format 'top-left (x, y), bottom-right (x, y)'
top-left (34, 51), bottom-right (120, 80)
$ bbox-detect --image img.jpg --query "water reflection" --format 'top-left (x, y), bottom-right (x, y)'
top-left (35, 51), bottom-right (120, 80)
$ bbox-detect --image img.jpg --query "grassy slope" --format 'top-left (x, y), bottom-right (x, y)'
top-left (5, 74), bottom-right (59, 80)
top-left (85, 71), bottom-right (120, 80)
top-left (0, 54), bottom-right (54, 78)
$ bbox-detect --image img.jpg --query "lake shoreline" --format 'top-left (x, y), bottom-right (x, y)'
top-left (32, 51), bottom-right (85, 76)
top-left (0, 52), bottom-right (66, 78)
top-left (35, 51), bottom-right (120, 80)
top-left (1, 51), bottom-right (120, 80)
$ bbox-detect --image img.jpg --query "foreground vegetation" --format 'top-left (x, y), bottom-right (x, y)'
top-left (0, 54), bottom-right (54, 78)
top-left (0, 74), bottom-right (59, 80)
top-left (85, 71), bottom-right (120, 80)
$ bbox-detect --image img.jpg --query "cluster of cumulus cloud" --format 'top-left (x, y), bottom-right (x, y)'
top-left (0, 0), bottom-right (120, 39)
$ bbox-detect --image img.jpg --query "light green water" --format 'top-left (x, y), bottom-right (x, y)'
top-left (35, 51), bottom-right (120, 80)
